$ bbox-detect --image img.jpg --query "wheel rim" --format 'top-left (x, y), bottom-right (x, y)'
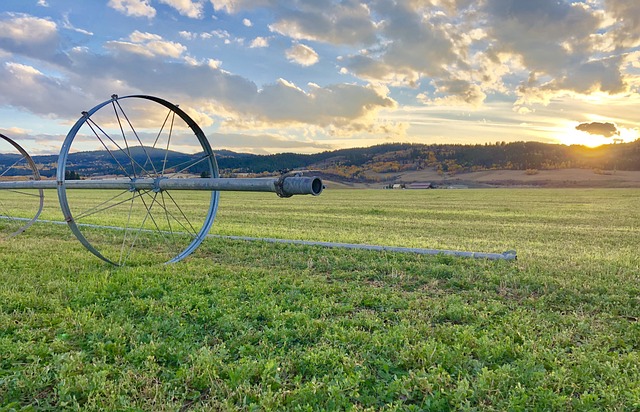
top-left (57, 95), bottom-right (219, 266)
top-left (0, 133), bottom-right (44, 237)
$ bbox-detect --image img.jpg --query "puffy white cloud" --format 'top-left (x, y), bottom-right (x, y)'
top-left (421, 79), bottom-right (486, 107)
top-left (207, 58), bottom-right (222, 69)
top-left (242, 18), bottom-right (252, 27)
top-left (0, 62), bottom-right (91, 117)
top-left (237, 79), bottom-right (395, 127)
top-left (285, 43), bottom-right (318, 66)
top-left (105, 31), bottom-right (187, 59)
top-left (249, 36), bottom-right (269, 48)
top-left (158, 0), bottom-right (204, 19)
top-left (477, 0), bottom-right (632, 110)
top-left (209, 0), bottom-right (272, 14)
top-left (268, 1), bottom-right (378, 46)
top-left (107, 0), bottom-right (156, 18)
top-left (179, 31), bottom-right (196, 40)
top-left (0, 13), bottom-right (67, 63)
top-left (35, 41), bottom-right (396, 133)
top-left (206, 0), bottom-right (637, 110)
top-left (342, 2), bottom-right (459, 86)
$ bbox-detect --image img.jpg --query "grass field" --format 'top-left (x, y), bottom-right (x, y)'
top-left (1, 188), bottom-right (639, 410)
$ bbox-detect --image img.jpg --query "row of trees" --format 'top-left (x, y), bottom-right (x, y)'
top-left (5, 140), bottom-right (638, 180)
top-left (333, 141), bottom-right (640, 175)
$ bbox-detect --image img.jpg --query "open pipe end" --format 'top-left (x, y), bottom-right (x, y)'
top-left (280, 176), bottom-right (324, 197)
top-left (310, 177), bottom-right (324, 196)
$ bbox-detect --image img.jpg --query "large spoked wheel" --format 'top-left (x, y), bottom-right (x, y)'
top-left (57, 95), bottom-right (219, 266)
top-left (0, 134), bottom-right (44, 237)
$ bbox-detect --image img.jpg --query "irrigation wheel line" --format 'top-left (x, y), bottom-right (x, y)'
top-left (56, 94), bottom-right (220, 266)
top-left (0, 133), bottom-right (44, 237)
top-left (0, 94), bottom-right (321, 266)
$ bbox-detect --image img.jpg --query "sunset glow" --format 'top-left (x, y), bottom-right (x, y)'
top-left (557, 125), bottom-right (639, 148)
top-left (0, 1), bottom-right (638, 154)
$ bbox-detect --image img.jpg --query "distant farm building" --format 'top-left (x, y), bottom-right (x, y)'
top-left (406, 182), bottom-right (434, 189)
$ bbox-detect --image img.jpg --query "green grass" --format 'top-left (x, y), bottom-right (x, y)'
top-left (1, 188), bottom-right (639, 410)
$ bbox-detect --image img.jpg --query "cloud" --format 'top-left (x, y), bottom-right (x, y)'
top-left (158, 0), bottom-right (204, 19)
top-left (61, 13), bottom-right (93, 36)
top-left (268, 2), bottom-right (377, 46)
top-left (0, 13), bottom-right (69, 64)
top-left (575, 122), bottom-right (620, 138)
top-left (105, 31), bottom-right (187, 59)
top-left (0, 62), bottom-right (92, 118)
top-left (482, 0), bottom-right (628, 106)
top-left (208, 132), bottom-right (334, 154)
top-left (208, 0), bottom-right (637, 108)
top-left (285, 43), bottom-right (318, 66)
top-left (238, 79), bottom-right (395, 127)
top-left (249, 36), bottom-right (268, 48)
top-left (1, 2), bottom-right (638, 154)
top-left (107, 0), bottom-right (156, 18)
top-left (421, 79), bottom-right (486, 107)
top-left (0, 126), bottom-right (31, 136)
top-left (604, 0), bottom-right (640, 48)
top-left (342, 2), bottom-right (458, 86)
top-left (0, 31), bottom-right (395, 135)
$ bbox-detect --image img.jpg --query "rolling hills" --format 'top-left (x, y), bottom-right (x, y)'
top-left (2, 140), bottom-right (640, 187)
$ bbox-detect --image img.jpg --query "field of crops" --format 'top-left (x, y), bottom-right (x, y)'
top-left (1, 188), bottom-right (639, 410)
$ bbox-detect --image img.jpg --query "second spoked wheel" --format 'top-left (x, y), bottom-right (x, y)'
top-left (57, 95), bottom-right (219, 265)
top-left (0, 133), bottom-right (44, 238)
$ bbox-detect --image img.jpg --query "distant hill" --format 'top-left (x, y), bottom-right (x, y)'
top-left (1, 141), bottom-right (639, 183)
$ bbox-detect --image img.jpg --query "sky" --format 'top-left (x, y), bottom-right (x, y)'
top-left (0, 0), bottom-right (639, 155)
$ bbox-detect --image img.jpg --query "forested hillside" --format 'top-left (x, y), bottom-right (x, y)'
top-left (1, 140), bottom-right (639, 181)
top-left (218, 141), bottom-right (640, 181)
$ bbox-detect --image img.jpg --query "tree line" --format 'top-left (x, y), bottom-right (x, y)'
top-left (2, 140), bottom-right (638, 179)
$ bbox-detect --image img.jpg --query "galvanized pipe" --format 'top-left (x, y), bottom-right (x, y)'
top-left (0, 176), bottom-right (323, 197)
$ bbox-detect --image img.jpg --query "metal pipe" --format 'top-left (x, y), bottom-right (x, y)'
top-left (0, 176), bottom-right (323, 197)
top-left (215, 235), bottom-right (518, 260)
top-left (1, 216), bottom-right (518, 261)
top-left (0, 180), bottom-right (57, 189)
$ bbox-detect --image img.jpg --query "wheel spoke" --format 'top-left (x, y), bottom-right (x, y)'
top-left (121, 191), bottom-right (157, 264)
top-left (119, 190), bottom-right (137, 266)
top-left (112, 101), bottom-right (137, 178)
top-left (161, 110), bottom-right (176, 176)
top-left (141, 190), bottom-right (199, 237)
top-left (86, 116), bottom-right (156, 178)
top-left (7, 190), bottom-right (42, 198)
top-left (152, 108), bottom-right (173, 150)
top-left (164, 190), bottom-right (199, 235)
top-left (0, 199), bottom-right (17, 220)
top-left (139, 108), bottom-right (173, 174)
top-left (160, 191), bottom-right (177, 246)
top-left (85, 119), bottom-right (139, 179)
top-left (73, 189), bottom-right (135, 221)
top-left (138, 191), bottom-right (167, 238)
top-left (114, 100), bottom-right (159, 176)
top-left (0, 157), bottom-right (25, 178)
top-left (166, 154), bottom-right (213, 177)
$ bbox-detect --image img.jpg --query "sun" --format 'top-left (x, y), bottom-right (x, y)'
top-left (556, 124), bottom-right (639, 148)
